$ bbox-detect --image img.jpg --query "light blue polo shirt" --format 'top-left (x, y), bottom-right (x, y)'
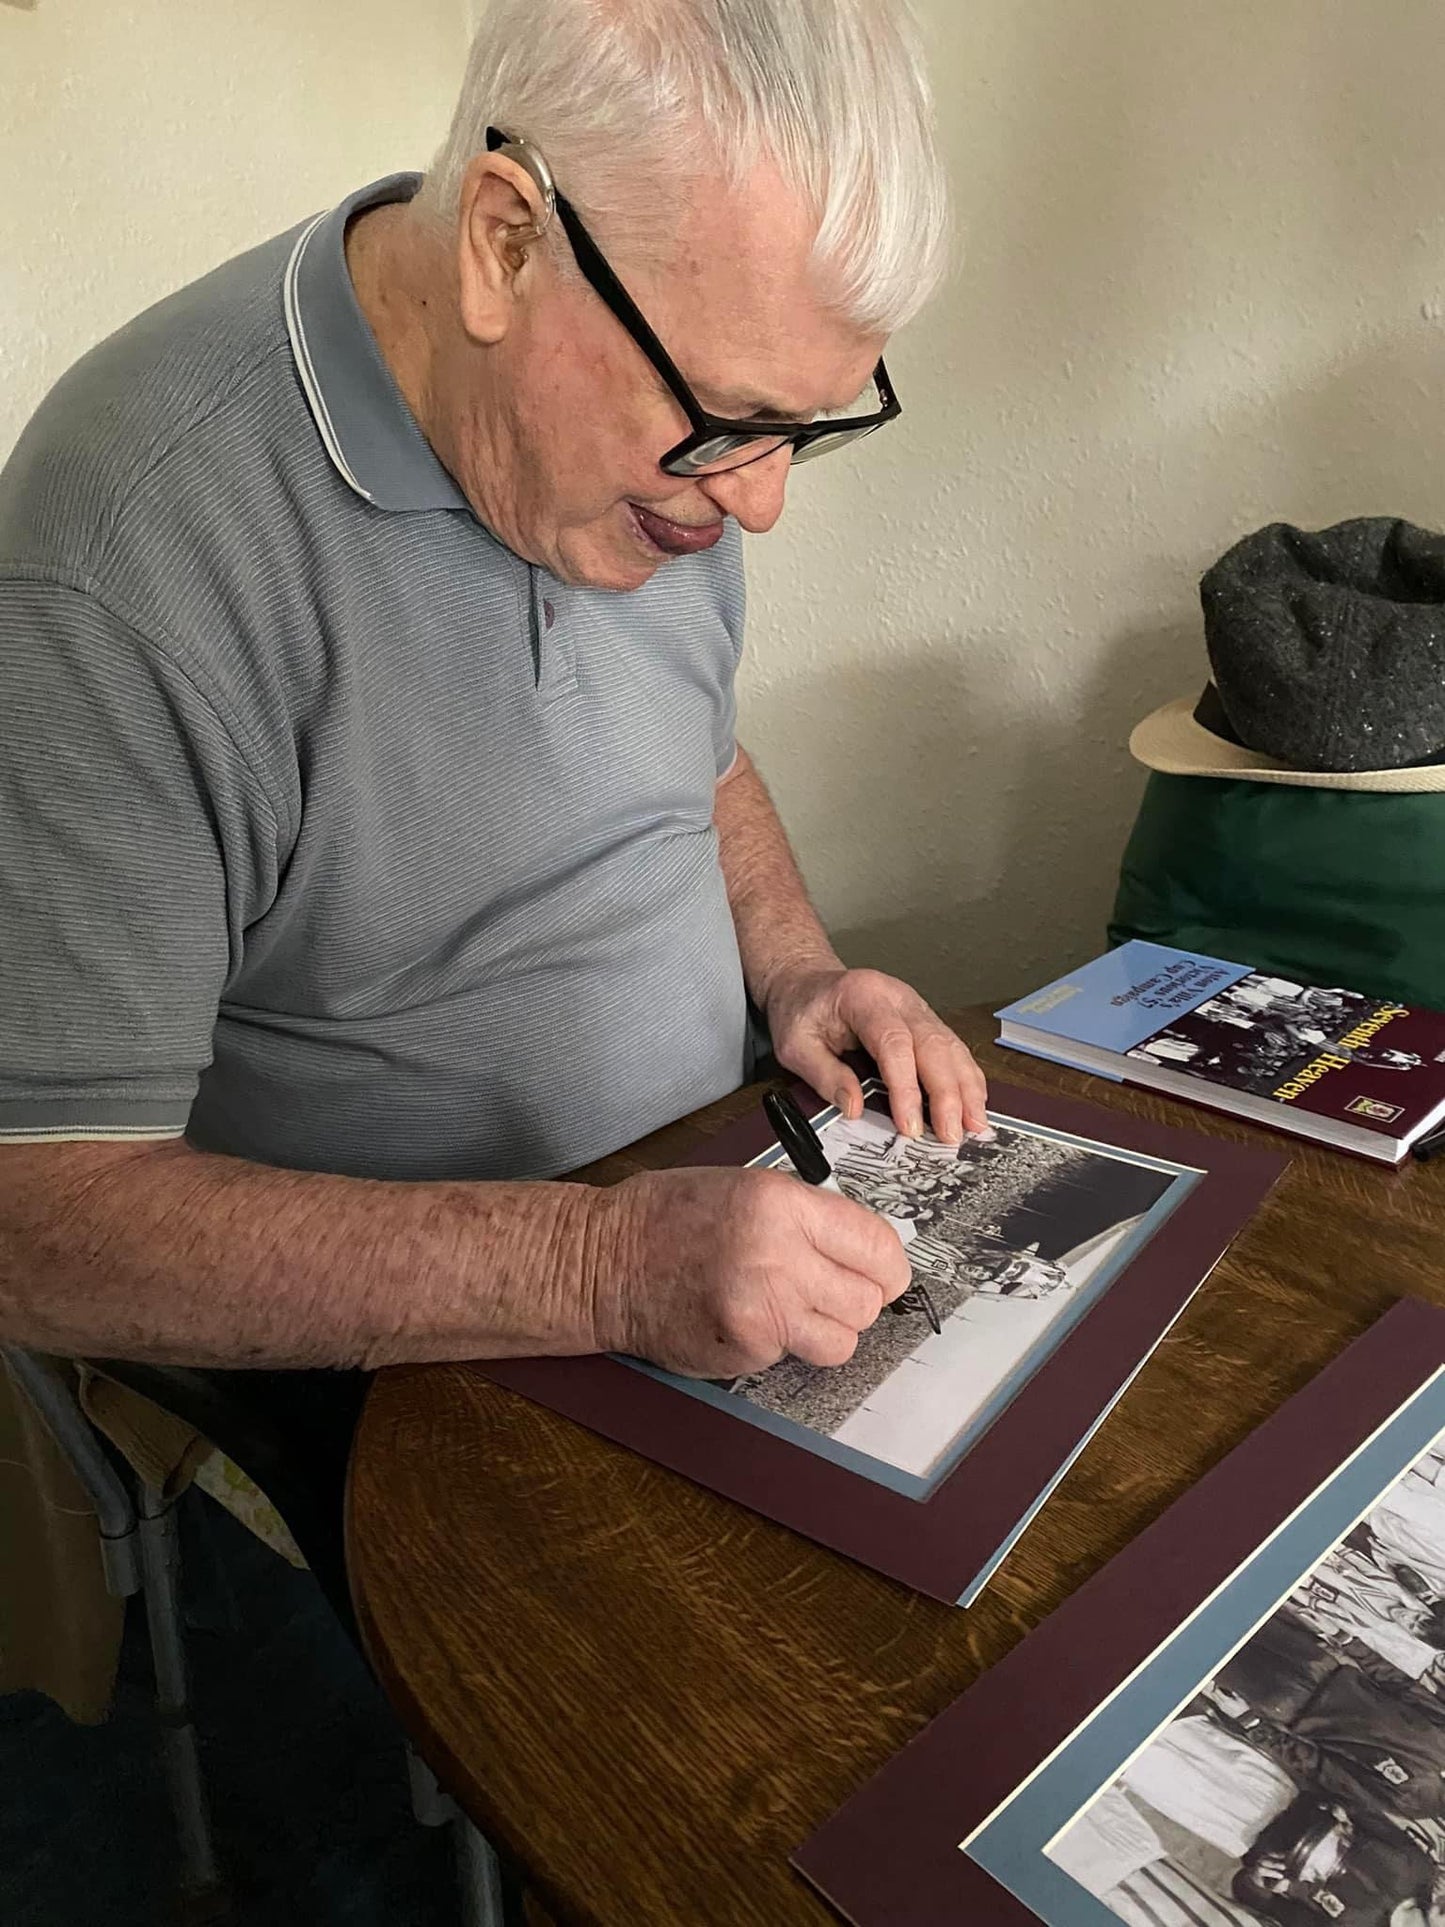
top-left (0, 174), bottom-right (751, 1179)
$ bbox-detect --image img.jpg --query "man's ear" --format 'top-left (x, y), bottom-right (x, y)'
top-left (456, 151), bottom-right (549, 346)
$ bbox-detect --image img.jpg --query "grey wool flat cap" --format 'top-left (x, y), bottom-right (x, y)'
top-left (1131, 517), bottom-right (1445, 792)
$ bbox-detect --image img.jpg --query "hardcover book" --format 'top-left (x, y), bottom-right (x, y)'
top-left (996, 942), bottom-right (1445, 1163)
top-left (482, 1075), bottom-right (1281, 1608)
top-left (794, 1296), bottom-right (1445, 1927)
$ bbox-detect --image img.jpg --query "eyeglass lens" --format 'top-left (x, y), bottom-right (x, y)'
top-left (666, 422), bottom-right (881, 478)
top-left (667, 434), bottom-right (790, 477)
top-left (789, 423), bottom-right (879, 464)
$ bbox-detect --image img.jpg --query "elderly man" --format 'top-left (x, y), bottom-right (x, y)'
top-left (0, 0), bottom-right (984, 1582)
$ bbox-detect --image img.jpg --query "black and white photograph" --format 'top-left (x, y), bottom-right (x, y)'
top-left (719, 1095), bottom-right (1188, 1484)
top-left (1126, 974), bottom-right (1385, 1100)
top-left (1047, 1432), bottom-right (1445, 1927)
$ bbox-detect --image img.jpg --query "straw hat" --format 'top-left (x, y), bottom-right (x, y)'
top-left (1131, 518), bottom-right (1445, 793)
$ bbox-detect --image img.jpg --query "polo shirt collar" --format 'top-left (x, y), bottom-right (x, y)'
top-left (284, 173), bottom-right (469, 513)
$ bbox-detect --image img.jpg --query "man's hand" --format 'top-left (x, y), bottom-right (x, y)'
top-left (764, 964), bottom-right (989, 1144)
top-left (1200, 1679), bottom-right (1252, 1723)
top-left (589, 1164), bottom-right (913, 1378)
top-left (1244, 1852), bottom-right (1292, 1896)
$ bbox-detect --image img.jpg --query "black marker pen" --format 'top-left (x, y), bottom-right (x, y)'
top-left (761, 1085), bottom-right (942, 1335)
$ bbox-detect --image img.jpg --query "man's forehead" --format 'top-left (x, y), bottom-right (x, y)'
top-left (694, 359), bottom-right (878, 421)
top-left (661, 283), bottom-right (884, 419)
top-left (644, 159), bottom-right (884, 417)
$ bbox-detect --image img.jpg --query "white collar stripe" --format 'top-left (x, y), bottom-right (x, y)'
top-left (283, 213), bottom-right (376, 505)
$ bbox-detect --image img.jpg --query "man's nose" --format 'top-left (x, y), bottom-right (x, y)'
top-left (698, 444), bottom-right (792, 534)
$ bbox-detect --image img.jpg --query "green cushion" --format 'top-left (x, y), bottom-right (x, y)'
top-left (1109, 772), bottom-right (1445, 1008)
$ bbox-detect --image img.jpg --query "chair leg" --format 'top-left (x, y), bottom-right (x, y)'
top-left (1, 1349), bottom-right (142, 1594)
top-left (452, 1815), bottom-right (508, 1927)
top-left (407, 1746), bottom-right (515, 1926)
top-left (3, 1353), bottom-right (225, 1905)
top-left (138, 1483), bottom-right (221, 1896)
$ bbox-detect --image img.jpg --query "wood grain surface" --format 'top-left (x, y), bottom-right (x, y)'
top-left (346, 1012), bottom-right (1445, 1927)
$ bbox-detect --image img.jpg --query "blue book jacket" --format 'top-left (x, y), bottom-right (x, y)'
top-left (995, 942), bottom-right (1254, 1055)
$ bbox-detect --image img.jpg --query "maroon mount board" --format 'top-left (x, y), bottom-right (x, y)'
top-left (482, 1078), bottom-right (1283, 1607)
top-left (484, 1080), bottom-right (1282, 1605)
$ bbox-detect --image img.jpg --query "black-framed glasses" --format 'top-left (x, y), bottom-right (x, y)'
top-left (486, 127), bottom-right (901, 478)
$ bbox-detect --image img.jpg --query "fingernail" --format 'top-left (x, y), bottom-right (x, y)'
top-left (904, 1111), bottom-right (923, 1138)
top-left (834, 1088), bottom-right (853, 1116)
top-left (967, 1125), bottom-right (998, 1144)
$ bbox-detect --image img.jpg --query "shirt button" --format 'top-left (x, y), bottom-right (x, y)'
top-left (543, 599), bottom-right (556, 630)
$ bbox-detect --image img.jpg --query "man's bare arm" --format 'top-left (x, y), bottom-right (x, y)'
top-left (0, 1133), bottom-right (910, 1375)
top-left (0, 1138), bottom-right (604, 1369)
top-left (714, 745), bottom-right (988, 1139)
top-left (713, 743), bottom-right (841, 1009)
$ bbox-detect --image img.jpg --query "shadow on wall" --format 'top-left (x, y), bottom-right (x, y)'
top-left (743, 0), bottom-right (1445, 1013)
top-left (794, 316), bottom-right (1445, 1018)
top-left (1265, 326), bottom-right (1445, 528)
top-left (755, 613), bottom-right (1192, 1014)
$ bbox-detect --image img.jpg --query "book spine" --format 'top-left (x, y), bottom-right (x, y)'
top-left (995, 1038), bottom-right (1124, 1082)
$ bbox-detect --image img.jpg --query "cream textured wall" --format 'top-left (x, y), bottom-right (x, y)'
top-left (739, 0), bottom-right (1445, 1009)
top-left (0, 0), bottom-right (466, 456)
top-left (6, 2), bottom-right (1445, 1015)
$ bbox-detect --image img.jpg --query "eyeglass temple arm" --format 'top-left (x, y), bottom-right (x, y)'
top-left (484, 125), bottom-right (702, 428)
top-left (559, 204), bottom-right (895, 441)
top-left (484, 127), bottom-right (895, 441)
top-left (553, 202), bottom-right (708, 429)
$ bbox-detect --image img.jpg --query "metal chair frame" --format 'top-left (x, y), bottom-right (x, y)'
top-left (1, 1348), bottom-right (509, 1926)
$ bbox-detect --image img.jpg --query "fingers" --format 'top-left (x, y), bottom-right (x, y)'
top-left (784, 1236), bottom-right (910, 1364)
top-left (773, 967), bottom-right (990, 1138)
top-left (711, 1240), bottom-right (896, 1377)
top-left (844, 975), bottom-right (989, 1143)
top-left (808, 1263), bottom-right (894, 1333)
top-left (870, 1022), bottom-right (926, 1139)
top-left (914, 1024), bottom-right (991, 1142)
top-left (792, 1182), bottom-right (913, 1304)
top-left (821, 971), bottom-right (925, 1138)
top-left (789, 1313), bottom-right (865, 1369)
top-left (955, 1040), bottom-right (991, 1137)
top-left (779, 1034), bottom-right (863, 1121)
top-left (832, 1065), bottom-right (865, 1121)
top-left (682, 1167), bottom-right (925, 1383)
top-left (756, 1250), bottom-right (895, 1374)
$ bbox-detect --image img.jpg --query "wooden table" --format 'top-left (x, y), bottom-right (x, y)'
top-left (346, 1009), bottom-right (1445, 1926)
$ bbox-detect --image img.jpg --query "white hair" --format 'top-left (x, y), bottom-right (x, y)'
top-left (417, 0), bottom-right (950, 336)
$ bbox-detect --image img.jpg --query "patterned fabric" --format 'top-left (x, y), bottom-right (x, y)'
top-left (1050, 1785), bottom-right (1166, 1894)
top-left (1293, 1550), bottom-right (1439, 1680)
top-left (0, 174), bottom-right (750, 1181)
top-left (1121, 1716), bottom-right (1297, 1858)
top-left (1370, 1464), bottom-right (1445, 1599)
top-left (193, 1453), bottom-right (305, 1569)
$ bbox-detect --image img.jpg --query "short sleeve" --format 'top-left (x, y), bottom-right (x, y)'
top-left (711, 523), bottom-right (746, 778)
top-left (0, 579), bottom-right (280, 1140)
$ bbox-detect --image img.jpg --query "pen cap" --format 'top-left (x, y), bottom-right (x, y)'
top-left (764, 1087), bottom-right (831, 1186)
